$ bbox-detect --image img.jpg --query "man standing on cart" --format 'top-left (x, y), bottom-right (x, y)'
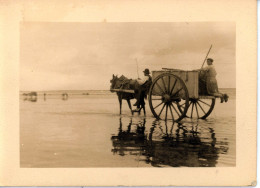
top-left (199, 58), bottom-right (229, 103)
top-left (133, 68), bottom-right (152, 112)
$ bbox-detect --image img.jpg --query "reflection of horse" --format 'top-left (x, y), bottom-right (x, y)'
top-left (111, 117), bottom-right (146, 156)
top-left (111, 118), bottom-right (228, 167)
top-left (110, 74), bottom-right (145, 115)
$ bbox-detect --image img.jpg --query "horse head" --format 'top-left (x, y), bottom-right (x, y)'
top-left (110, 74), bottom-right (119, 90)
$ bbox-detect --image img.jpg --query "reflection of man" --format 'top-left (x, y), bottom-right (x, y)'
top-left (199, 58), bottom-right (228, 103)
top-left (133, 68), bottom-right (152, 112)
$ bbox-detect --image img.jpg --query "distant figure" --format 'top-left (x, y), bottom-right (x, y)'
top-left (28, 92), bottom-right (37, 102)
top-left (199, 58), bottom-right (228, 103)
top-left (44, 93), bottom-right (46, 101)
top-left (133, 68), bottom-right (152, 112)
top-left (29, 91), bottom-right (37, 96)
top-left (62, 93), bottom-right (68, 100)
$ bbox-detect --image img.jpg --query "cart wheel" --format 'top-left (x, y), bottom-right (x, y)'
top-left (177, 98), bottom-right (215, 119)
top-left (148, 73), bottom-right (189, 122)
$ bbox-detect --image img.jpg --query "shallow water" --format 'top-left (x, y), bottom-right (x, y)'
top-left (20, 89), bottom-right (235, 167)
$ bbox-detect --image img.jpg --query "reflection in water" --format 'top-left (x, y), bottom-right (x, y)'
top-left (111, 118), bottom-right (229, 167)
top-left (21, 92), bottom-right (71, 102)
top-left (22, 92), bottom-right (38, 102)
top-left (111, 118), bottom-right (146, 156)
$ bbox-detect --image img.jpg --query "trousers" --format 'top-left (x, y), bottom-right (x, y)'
top-left (135, 85), bottom-right (146, 108)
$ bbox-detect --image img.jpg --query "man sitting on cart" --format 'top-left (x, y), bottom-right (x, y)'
top-left (199, 58), bottom-right (229, 103)
top-left (133, 68), bottom-right (152, 112)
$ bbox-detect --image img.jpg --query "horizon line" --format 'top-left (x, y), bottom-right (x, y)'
top-left (20, 88), bottom-right (236, 92)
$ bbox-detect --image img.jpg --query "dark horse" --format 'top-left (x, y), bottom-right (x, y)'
top-left (110, 74), bottom-right (146, 115)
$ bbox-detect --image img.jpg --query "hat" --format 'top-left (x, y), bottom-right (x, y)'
top-left (143, 68), bottom-right (150, 74)
top-left (207, 58), bottom-right (214, 62)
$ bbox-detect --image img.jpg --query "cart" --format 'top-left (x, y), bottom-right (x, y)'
top-left (148, 69), bottom-right (216, 122)
top-left (110, 68), bottom-right (218, 122)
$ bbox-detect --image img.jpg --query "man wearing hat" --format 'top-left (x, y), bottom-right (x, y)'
top-left (133, 68), bottom-right (152, 111)
top-left (199, 58), bottom-right (228, 103)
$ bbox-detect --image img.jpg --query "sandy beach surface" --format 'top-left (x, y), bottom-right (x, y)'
top-left (20, 89), bottom-right (235, 167)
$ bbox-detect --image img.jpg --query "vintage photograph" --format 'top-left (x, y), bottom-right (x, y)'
top-left (20, 22), bottom-right (236, 168)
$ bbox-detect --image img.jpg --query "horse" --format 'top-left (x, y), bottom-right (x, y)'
top-left (110, 74), bottom-right (146, 115)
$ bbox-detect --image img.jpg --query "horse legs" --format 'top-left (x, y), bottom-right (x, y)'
top-left (127, 99), bottom-right (133, 115)
top-left (139, 91), bottom-right (146, 115)
top-left (118, 95), bottom-right (122, 114)
top-left (138, 105), bottom-right (145, 115)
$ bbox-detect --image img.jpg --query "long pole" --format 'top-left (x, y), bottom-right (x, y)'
top-left (135, 58), bottom-right (140, 78)
top-left (200, 45), bottom-right (213, 69)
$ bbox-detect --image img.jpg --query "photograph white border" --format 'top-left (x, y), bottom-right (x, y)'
top-left (0, 0), bottom-right (256, 186)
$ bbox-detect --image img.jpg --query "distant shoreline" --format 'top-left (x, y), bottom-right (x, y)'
top-left (20, 88), bottom-right (236, 93)
top-left (20, 89), bottom-right (111, 93)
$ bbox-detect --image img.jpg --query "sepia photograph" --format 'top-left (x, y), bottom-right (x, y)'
top-left (20, 22), bottom-right (236, 168)
top-left (0, 0), bottom-right (256, 186)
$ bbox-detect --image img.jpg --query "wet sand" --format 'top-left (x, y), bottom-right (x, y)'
top-left (20, 89), bottom-right (235, 167)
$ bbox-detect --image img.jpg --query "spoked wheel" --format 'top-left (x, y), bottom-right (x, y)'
top-left (148, 73), bottom-right (189, 122)
top-left (177, 98), bottom-right (215, 119)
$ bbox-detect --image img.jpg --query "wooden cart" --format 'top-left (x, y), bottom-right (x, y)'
top-left (148, 69), bottom-right (216, 122)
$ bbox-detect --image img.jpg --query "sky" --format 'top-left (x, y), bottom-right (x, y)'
top-left (20, 22), bottom-right (235, 91)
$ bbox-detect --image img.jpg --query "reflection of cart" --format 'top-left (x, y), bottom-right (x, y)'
top-left (111, 118), bottom-right (224, 167)
top-left (148, 69), bottom-right (216, 122)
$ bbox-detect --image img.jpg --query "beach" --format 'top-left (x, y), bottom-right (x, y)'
top-left (20, 89), bottom-right (236, 167)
